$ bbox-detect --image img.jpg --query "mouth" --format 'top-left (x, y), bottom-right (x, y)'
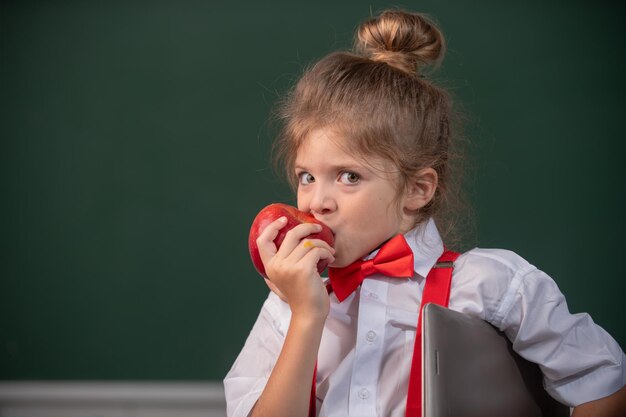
top-left (312, 214), bottom-right (335, 237)
top-left (322, 222), bottom-right (336, 243)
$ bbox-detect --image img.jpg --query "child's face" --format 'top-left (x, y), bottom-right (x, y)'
top-left (295, 129), bottom-right (416, 268)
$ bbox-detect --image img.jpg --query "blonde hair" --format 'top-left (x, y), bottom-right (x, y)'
top-left (273, 9), bottom-right (467, 245)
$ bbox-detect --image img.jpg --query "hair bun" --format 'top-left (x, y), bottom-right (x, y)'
top-left (356, 10), bottom-right (446, 75)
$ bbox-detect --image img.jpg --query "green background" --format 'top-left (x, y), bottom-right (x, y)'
top-left (1, 0), bottom-right (624, 380)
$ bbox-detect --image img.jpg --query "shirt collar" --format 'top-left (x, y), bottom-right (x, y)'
top-left (404, 218), bottom-right (445, 279)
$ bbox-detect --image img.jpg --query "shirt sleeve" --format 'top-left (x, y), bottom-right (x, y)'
top-left (489, 255), bottom-right (626, 407)
top-left (223, 292), bottom-right (291, 417)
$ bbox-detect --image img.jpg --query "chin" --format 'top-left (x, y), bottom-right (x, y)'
top-left (328, 254), bottom-right (357, 269)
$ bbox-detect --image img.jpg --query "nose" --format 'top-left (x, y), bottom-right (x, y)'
top-left (307, 182), bottom-right (337, 215)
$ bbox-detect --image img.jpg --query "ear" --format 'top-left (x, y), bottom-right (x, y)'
top-left (403, 168), bottom-right (438, 211)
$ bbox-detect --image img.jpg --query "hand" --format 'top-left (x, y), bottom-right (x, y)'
top-left (256, 216), bottom-right (335, 318)
top-left (263, 277), bottom-right (287, 302)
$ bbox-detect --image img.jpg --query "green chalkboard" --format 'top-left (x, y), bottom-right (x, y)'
top-left (1, 0), bottom-right (625, 380)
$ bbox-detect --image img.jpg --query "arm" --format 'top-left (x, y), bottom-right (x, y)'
top-left (250, 310), bottom-right (325, 417)
top-left (571, 384), bottom-right (626, 417)
top-left (250, 217), bottom-right (335, 417)
top-left (470, 250), bottom-right (625, 408)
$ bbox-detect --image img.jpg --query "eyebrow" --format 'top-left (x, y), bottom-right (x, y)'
top-left (294, 163), bottom-right (370, 172)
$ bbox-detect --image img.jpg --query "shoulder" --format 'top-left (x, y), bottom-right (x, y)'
top-left (450, 247), bottom-right (554, 326)
top-left (452, 247), bottom-right (538, 293)
top-left (455, 247), bottom-right (534, 275)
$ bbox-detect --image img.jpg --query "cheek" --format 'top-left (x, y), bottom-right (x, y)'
top-left (296, 189), bottom-right (307, 211)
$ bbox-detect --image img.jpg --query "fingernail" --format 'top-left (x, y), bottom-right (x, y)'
top-left (278, 217), bottom-right (287, 223)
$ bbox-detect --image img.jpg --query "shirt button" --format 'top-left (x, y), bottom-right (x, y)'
top-left (366, 330), bottom-right (377, 342)
top-left (358, 388), bottom-right (370, 399)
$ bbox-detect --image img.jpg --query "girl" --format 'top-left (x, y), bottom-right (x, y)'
top-left (224, 9), bottom-right (626, 417)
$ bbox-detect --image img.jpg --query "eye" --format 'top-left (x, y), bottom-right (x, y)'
top-left (339, 171), bottom-right (360, 185)
top-left (298, 172), bottom-right (315, 185)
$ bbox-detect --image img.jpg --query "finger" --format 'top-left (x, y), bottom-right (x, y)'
top-left (303, 238), bottom-right (335, 254)
top-left (297, 246), bottom-right (336, 276)
top-left (287, 242), bottom-right (336, 269)
top-left (276, 223), bottom-right (329, 257)
top-left (256, 217), bottom-right (288, 264)
top-left (285, 238), bottom-right (335, 264)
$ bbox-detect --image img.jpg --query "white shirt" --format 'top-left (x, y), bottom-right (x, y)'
top-left (224, 219), bottom-right (626, 417)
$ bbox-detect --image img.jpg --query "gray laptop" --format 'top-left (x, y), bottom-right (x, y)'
top-left (423, 303), bottom-right (570, 417)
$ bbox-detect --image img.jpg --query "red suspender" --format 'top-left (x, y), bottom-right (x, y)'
top-left (309, 364), bottom-right (317, 417)
top-left (406, 250), bottom-right (460, 417)
top-left (308, 250), bottom-right (460, 417)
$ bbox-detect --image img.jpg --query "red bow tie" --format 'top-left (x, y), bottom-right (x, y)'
top-left (328, 234), bottom-right (414, 302)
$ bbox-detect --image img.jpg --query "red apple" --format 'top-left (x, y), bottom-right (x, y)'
top-left (248, 203), bottom-right (335, 278)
